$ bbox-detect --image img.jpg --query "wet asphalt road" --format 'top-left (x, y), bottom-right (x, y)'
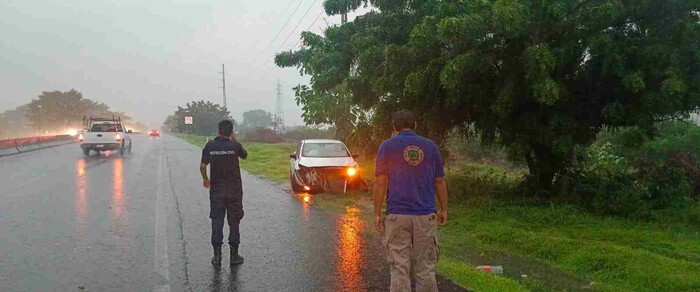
top-left (0, 135), bottom-right (465, 291)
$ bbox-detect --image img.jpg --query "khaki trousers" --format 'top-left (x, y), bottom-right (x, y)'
top-left (383, 213), bottom-right (439, 292)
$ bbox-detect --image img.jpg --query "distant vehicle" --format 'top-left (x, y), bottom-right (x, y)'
top-left (149, 129), bottom-right (160, 137)
top-left (289, 139), bottom-right (365, 194)
top-left (79, 116), bottom-right (132, 156)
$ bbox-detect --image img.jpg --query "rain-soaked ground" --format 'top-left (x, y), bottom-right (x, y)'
top-left (0, 134), bottom-right (465, 291)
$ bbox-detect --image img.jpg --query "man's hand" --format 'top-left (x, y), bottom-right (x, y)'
top-left (375, 215), bottom-right (385, 232)
top-left (203, 178), bottom-right (210, 189)
top-left (230, 131), bottom-right (237, 141)
top-left (437, 210), bottom-right (447, 225)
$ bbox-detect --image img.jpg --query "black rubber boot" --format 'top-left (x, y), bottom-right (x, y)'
top-left (230, 245), bottom-right (244, 265)
top-left (211, 245), bottom-right (222, 266)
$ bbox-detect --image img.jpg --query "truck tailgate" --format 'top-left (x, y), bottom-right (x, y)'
top-left (83, 132), bottom-right (121, 144)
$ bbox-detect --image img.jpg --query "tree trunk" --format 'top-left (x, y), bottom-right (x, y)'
top-left (525, 144), bottom-right (562, 196)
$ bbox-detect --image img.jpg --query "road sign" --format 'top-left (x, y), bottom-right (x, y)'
top-left (184, 116), bottom-right (193, 125)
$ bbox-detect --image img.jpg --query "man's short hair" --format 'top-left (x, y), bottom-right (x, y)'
top-left (218, 120), bottom-right (234, 137)
top-left (392, 110), bottom-right (416, 130)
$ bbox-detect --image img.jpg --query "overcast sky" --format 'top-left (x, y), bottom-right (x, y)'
top-left (0, 0), bottom-right (368, 127)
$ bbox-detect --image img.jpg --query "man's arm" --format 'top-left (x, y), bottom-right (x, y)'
top-left (200, 163), bottom-right (210, 188)
top-left (435, 176), bottom-right (448, 225)
top-left (237, 142), bottom-right (248, 160)
top-left (434, 143), bottom-right (447, 225)
top-left (373, 142), bottom-right (389, 231)
top-left (200, 143), bottom-right (210, 189)
top-left (373, 175), bottom-right (388, 231)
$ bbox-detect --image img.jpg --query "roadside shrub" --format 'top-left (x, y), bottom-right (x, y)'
top-left (635, 159), bottom-right (693, 210)
top-left (575, 143), bottom-right (644, 217)
top-left (636, 121), bottom-right (700, 161)
top-left (596, 121), bottom-right (700, 162)
top-left (447, 163), bottom-right (519, 203)
top-left (667, 152), bottom-right (700, 197)
top-left (446, 129), bottom-right (523, 169)
top-left (243, 127), bottom-right (283, 143)
top-left (575, 143), bottom-right (694, 219)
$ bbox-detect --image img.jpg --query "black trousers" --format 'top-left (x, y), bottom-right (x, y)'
top-left (209, 193), bottom-right (244, 247)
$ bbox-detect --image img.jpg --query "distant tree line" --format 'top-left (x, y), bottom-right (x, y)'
top-left (163, 100), bottom-right (232, 135)
top-left (0, 89), bottom-right (134, 139)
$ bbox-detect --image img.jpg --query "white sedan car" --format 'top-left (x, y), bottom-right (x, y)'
top-left (289, 139), bottom-right (365, 193)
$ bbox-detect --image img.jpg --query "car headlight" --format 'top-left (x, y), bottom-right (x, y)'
top-left (347, 167), bottom-right (357, 176)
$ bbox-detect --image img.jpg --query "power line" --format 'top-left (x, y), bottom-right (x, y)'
top-left (272, 0), bottom-right (319, 56)
top-left (251, 0), bottom-right (305, 64)
top-left (254, 9), bottom-right (325, 80)
top-left (291, 9), bottom-right (324, 49)
top-left (248, 0), bottom-right (298, 50)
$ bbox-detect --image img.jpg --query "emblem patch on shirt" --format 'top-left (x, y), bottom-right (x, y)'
top-left (403, 145), bottom-right (424, 166)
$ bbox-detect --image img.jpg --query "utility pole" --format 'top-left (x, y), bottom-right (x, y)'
top-left (219, 64), bottom-right (227, 109)
top-left (273, 81), bottom-right (285, 133)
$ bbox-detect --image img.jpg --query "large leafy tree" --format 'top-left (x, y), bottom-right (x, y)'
top-left (25, 89), bottom-right (131, 134)
top-left (241, 109), bottom-right (274, 130)
top-left (169, 100), bottom-right (231, 135)
top-left (277, 0), bottom-right (700, 191)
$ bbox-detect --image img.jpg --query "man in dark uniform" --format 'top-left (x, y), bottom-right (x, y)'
top-left (199, 120), bottom-right (248, 266)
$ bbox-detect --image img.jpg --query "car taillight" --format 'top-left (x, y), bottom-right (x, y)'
top-left (347, 167), bottom-right (357, 176)
top-left (115, 134), bottom-right (122, 141)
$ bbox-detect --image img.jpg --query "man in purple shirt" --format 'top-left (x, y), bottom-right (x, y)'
top-left (374, 111), bottom-right (448, 292)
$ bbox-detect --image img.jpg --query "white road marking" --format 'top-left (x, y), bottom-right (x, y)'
top-left (154, 150), bottom-right (170, 292)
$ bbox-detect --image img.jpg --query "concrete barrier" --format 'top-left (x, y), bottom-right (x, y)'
top-left (0, 135), bottom-right (76, 157)
top-left (0, 147), bottom-right (20, 156)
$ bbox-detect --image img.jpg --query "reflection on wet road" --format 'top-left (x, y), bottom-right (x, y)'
top-left (112, 157), bottom-right (125, 236)
top-left (0, 135), bottom-right (464, 291)
top-left (75, 158), bottom-right (88, 236)
top-left (335, 206), bottom-right (365, 291)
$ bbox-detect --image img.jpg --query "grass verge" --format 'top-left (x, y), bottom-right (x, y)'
top-left (181, 135), bottom-right (700, 291)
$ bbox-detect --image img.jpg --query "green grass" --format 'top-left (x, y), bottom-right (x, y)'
top-left (441, 203), bottom-right (700, 291)
top-left (238, 142), bottom-right (296, 182)
top-left (181, 135), bottom-right (700, 291)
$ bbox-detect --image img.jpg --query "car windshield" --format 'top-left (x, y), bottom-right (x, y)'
top-left (90, 124), bottom-right (122, 132)
top-left (302, 142), bottom-right (349, 157)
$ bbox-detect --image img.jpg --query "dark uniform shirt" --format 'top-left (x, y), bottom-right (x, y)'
top-left (201, 136), bottom-right (248, 196)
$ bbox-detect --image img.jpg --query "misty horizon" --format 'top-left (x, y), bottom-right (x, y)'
top-left (0, 0), bottom-right (366, 127)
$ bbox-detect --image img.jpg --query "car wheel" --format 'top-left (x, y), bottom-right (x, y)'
top-left (83, 148), bottom-right (90, 156)
top-left (290, 172), bottom-right (303, 193)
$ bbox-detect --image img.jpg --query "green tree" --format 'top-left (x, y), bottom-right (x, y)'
top-left (241, 109), bottom-right (273, 130)
top-left (0, 104), bottom-right (32, 138)
top-left (169, 100), bottom-right (231, 135)
top-left (26, 90), bottom-right (89, 133)
top-left (277, 0), bottom-right (700, 192)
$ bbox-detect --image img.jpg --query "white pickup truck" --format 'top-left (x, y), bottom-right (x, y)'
top-left (79, 117), bottom-right (132, 156)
